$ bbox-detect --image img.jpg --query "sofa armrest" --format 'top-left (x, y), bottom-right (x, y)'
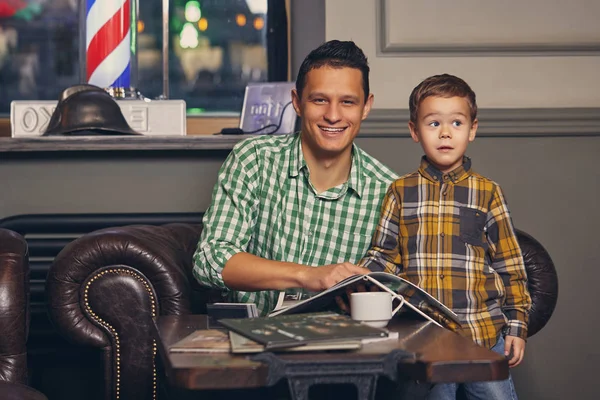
top-left (515, 229), bottom-right (559, 338)
top-left (0, 228), bottom-right (29, 385)
top-left (46, 223), bottom-right (204, 400)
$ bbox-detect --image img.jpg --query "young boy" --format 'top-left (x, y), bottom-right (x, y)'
top-left (359, 74), bottom-right (531, 399)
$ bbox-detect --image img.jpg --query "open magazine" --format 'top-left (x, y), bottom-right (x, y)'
top-left (269, 272), bottom-right (461, 330)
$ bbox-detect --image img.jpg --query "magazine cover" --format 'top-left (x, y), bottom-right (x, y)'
top-left (169, 329), bottom-right (231, 353)
top-left (219, 312), bottom-right (390, 350)
top-left (228, 331), bottom-right (361, 354)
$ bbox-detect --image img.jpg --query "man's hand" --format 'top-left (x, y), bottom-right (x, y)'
top-left (298, 262), bottom-right (367, 292)
top-left (223, 254), bottom-right (367, 292)
top-left (504, 335), bottom-right (526, 368)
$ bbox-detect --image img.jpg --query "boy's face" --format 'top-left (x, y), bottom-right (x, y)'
top-left (292, 66), bottom-right (373, 161)
top-left (409, 96), bottom-right (477, 174)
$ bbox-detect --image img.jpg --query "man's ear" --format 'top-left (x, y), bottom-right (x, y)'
top-left (408, 121), bottom-right (420, 143)
top-left (469, 119), bottom-right (478, 142)
top-left (291, 89), bottom-right (302, 117)
top-left (361, 93), bottom-right (375, 120)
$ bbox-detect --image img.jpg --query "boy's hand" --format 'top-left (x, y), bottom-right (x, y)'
top-left (504, 335), bottom-right (526, 368)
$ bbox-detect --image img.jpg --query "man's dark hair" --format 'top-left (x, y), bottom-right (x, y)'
top-left (295, 40), bottom-right (370, 102)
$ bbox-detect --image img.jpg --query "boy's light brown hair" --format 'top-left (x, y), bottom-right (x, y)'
top-left (409, 74), bottom-right (478, 124)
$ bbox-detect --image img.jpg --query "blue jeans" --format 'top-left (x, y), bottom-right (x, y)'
top-left (428, 336), bottom-right (518, 400)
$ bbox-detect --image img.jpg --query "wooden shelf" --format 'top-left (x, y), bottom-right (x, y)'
top-left (0, 116), bottom-right (240, 138)
top-left (0, 135), bottom-right (252, 152)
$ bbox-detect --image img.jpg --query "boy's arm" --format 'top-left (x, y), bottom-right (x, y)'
top-left (486, 185), bottom-right (532, 340)
top-left (358, 186), bottom-right (403, 273)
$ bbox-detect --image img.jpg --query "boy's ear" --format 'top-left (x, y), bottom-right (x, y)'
top-left (291, 89), bottom-right (301, 117)
top-left (408, 121), bottom-right (420, 143)
top-left (469, 119), bottom-right (478, 142)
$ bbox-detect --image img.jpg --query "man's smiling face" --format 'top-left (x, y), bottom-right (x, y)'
top-left (292, 65), bottom-right (373, 161)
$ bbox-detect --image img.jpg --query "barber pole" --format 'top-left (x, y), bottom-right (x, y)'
top-left (84, 0), bottom-right (134, 96)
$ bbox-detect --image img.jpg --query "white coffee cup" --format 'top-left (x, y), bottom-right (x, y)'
top-left (350, 291), bottom-right (405, 328)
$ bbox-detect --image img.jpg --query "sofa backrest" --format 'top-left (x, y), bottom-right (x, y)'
top-left (0, 228), bottom-right (29, 385)
top-left (0, 213), bottom-right (203, 399)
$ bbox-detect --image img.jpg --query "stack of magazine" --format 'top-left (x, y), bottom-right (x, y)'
top-left (170, 312), bottom-right (398, 354)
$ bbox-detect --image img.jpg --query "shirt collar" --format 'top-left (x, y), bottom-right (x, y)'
top-left (288, 133), bottom-right (364, 197)
top-left (418, 156), bottom-right (472, 184)
top-left (348, 145), bottom-right (363, 197)
top-left (289, 133), bottom-right (305, 177)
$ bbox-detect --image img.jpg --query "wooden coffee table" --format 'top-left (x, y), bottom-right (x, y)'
top-left (153, 315), bottom-right (507, 400)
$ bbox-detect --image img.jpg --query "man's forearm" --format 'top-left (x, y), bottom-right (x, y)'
top-left (222, 252), bottom-right (311, 291)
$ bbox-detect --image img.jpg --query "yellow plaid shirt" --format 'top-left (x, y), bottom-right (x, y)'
top-left (360, 157), bottom-right (531, 348)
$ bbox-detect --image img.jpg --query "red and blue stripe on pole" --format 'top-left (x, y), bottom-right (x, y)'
top-left (85, 0), bottom-right (131, 88)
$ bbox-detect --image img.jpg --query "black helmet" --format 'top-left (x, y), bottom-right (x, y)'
top-left (43, 84), bottom-right (140, 136)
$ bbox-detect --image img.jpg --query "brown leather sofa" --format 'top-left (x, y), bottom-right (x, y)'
top-left (46, 224), bottom-right (558, 400)
top-left (0, 228), bottom-right (48, 400)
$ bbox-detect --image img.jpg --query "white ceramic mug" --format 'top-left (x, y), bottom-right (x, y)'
top-left (350, 291), bottom-right (405, 328)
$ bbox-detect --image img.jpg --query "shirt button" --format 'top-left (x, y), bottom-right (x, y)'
top-left (440, 274), bottom-right (445, 279)
top-left (443, 175), bottom-right (449, 181)
top-left (442, 191), bottom-right (447, 196)
top-left (307, 230), bottom-right (313, 237)
top-left (440, 232), bottom-right (445, 237)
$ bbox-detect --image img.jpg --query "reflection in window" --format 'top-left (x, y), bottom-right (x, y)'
top-left (0, 0), bottom-right (285, 116)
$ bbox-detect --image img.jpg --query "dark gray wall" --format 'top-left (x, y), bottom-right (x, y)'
top-left (1, 2), bottom-right (597, 398)
top-left (290, 0), bottom-right (325, 79)
top-left (0, 152), bottom-right (225, 216)
top-left (1, 132), bottom-right (598, 400)
top-left (287, 7), bottom-right (600, 397)
top-left (358, 135), bottom-right (600, 400)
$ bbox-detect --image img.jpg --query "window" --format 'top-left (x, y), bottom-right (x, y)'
top-left (0, 0), bottom-right (287, 116)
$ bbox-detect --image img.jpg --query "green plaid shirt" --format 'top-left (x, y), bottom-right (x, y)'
top-left (360, 157), bottom-right (531, 348)
top-left (193, 133), bottom-right (397, 316)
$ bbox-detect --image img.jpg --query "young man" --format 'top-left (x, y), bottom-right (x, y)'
top-left (359, 74), bottom-right (531, 399)
top-left (193, 40), bottom-right (397, 316)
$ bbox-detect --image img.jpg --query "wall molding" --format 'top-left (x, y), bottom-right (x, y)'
top-left (377, 0), bottom-right (600, 57)
top-left (361, 108), bottom-right (600, 137)
top-left (3, 109), bottom-right (598, 145)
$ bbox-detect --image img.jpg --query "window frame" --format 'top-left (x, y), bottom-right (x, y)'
top-left (0, 0), bottom-right (292, 136)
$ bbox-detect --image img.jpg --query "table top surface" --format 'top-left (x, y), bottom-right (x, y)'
top-left (153, 314), bottom-right (508, 391)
